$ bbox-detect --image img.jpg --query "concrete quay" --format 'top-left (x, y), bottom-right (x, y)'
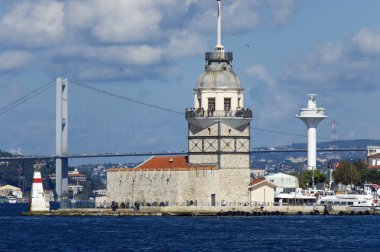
top-left (23, 205), bottom-right (380, 216)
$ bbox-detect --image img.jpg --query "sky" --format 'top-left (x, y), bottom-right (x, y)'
top-left (0, 0), bottom-right (380, 161)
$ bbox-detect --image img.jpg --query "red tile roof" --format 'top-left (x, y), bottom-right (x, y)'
top-left (368, 165), bottom-right (380, 169)
top-left (108, 156), bottom-right (217, 172)
top-left (251, 178), bottom-right (265, 185)
top-left (249, 178), bottom-right (276, 189)
top-left (368, 153), bottom-right (380, 158)
top-left (69, 173), bottom-right (86, 177)
top-left (370, 184), bottom-right (380, 189)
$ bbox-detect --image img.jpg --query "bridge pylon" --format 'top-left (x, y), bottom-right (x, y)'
top-left (55, 77), bottom-right (68, 201)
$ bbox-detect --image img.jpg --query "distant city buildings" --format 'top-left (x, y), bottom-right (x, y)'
top-left (367, 146), bottom-right (380, 169)
top-left (68, 184), bottom-right (83, 195)
top-left (68, 168), bottom-right (87, 183)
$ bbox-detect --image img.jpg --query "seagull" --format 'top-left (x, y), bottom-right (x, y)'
top-left (120, 67), bottom-right (124, 71)
top-left (245, 44), bottom-right (251, 48)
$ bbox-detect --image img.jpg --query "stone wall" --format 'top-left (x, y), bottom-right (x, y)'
top-left (217, 168), bottom-right (251, 205)
top-left (107, 167), bottom-right (250, 207)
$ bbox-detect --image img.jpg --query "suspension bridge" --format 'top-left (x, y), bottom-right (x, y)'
top-left (0, 78), bottom-right (368, 199)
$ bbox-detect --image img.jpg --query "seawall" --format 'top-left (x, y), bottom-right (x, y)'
top-left (23, 205), bottom-right (380, 216)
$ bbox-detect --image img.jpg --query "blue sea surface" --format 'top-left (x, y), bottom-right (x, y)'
top-left (1, 204), bottom-right (380, 251)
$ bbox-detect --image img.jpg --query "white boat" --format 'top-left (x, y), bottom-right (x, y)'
top-left (275, 188), bottom-right (317, 206)
top-left (5, 195), bottom-right (17, 204)
top-left (316, 185), bottom-right (379, 211)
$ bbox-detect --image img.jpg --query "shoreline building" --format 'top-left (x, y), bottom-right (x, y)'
top-left (0, 185), bottom-right (23, 199)
top-left (367, 146), bottom-right (380, 169)
top-left (107, 0), bottom-right (253, 207)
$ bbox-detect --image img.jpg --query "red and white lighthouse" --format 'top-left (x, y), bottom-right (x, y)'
top-left (30, 163), bottom-right (50, 211)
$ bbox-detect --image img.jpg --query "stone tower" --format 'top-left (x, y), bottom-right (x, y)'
top-left (185, 0), bottom-right (252, 169)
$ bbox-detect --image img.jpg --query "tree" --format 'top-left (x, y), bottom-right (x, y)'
top-left (332, 161), bottom-right (361, 185)
top-left (76, 173), bottom-right (106, 200)
top-left (355, 160), bottom-right (369, 182)
top-left (365, 169), bottom-right (380, 185)
top-left (298, 169), bottom-right (327, 189)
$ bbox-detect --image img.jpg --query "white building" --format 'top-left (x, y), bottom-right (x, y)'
top-left (68, 168), bottom-right (87, 182)
top-left (265, 172), bottom-right (299, 193)
top-left (367, 146), bottom-right (380, 168)
top-left (0, 185), bottom-right (23, 199)
top-left (68, 184), bottom-right (83, 195)
top-left (248, 178), bottom-right (276, 206)
top-left (264, 173), bottom-right (317, 206)
top-left (93, 189), bottom-right (107, 196)
top-left (251, 169), bottom-right (265, 178)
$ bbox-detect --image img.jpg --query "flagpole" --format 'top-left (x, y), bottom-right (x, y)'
top-left (215, 0), bottom-right (224, 51)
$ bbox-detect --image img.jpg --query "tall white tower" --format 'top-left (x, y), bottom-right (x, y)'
top-left (296, 94), bottom-right (327, 171)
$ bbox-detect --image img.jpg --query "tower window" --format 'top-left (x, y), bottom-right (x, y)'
top-left (208, 98), bottom-right (215, 111)
top-left (224, 98), bottom-right (231, 111)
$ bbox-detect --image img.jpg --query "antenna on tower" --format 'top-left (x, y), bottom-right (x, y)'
top-left (326, 119), bottom-right (340, 189)
top-left (327, 120), bottom-right (341, 161)
top-left (215, 0), bottom-right (224, 52)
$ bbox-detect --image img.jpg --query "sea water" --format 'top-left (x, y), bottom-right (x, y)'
top-left (1, 203), bottom-right (380, 251)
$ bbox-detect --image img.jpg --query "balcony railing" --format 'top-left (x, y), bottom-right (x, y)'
top-left (185, 108), bottom-right (252, 119)
top-left (297, 107), bottom-right (327, 117)
top-left (205, 52), bottom-right (233, 62)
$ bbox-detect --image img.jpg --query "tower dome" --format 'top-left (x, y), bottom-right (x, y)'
top-left (197, 61), bottom-right (241, 89)
top-left (187, 0), bottom-right (248, 113)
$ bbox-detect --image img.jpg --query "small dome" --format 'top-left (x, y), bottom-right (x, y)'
top-left (196, 62), bottom-right (241, 89)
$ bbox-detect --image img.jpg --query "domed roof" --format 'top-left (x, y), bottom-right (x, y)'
top-left (196, 62), bottom-right (241, 89)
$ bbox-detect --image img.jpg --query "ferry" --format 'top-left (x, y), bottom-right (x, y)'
top-left (316, 188), bottom-right (379, 211)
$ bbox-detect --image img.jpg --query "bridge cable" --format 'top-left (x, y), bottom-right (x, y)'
top-left (0, 80), bottom-right (55, 116)
top-left (71, 80), bottom-right (183, 115)
top-left (70, 80), bottom-right (330, 140)
top-left (251, 126), bottom-right (330, 140)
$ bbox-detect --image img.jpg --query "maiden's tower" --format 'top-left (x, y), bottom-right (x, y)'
top-left (107, 0), bottom-right (253, 207)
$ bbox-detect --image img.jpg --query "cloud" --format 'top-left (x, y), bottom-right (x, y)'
top-left (266, 0), bottom-right (296, 26)
top-left (164, 31), bottom-right (205, 60)
top-left (246, 64), bottom-right (296, 124)
top-left (65, 0), bottom-right (163, 44)
top-left (246, 64), bottom-right (276, 89)
top-left (0, 0), bottom-right (299, 154)
top-left (189, 0), bottom-right (260, 35)
top-left (352, 27), bottom-right (380, 55)
top-left (0, 0), bottom-right (297, 82)
top-left (283, 28), bottom-right (380, 92)
top-left (0, 1), bottom-right (65, 48)
top-left (0, 51), bottom-right (33, 72)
